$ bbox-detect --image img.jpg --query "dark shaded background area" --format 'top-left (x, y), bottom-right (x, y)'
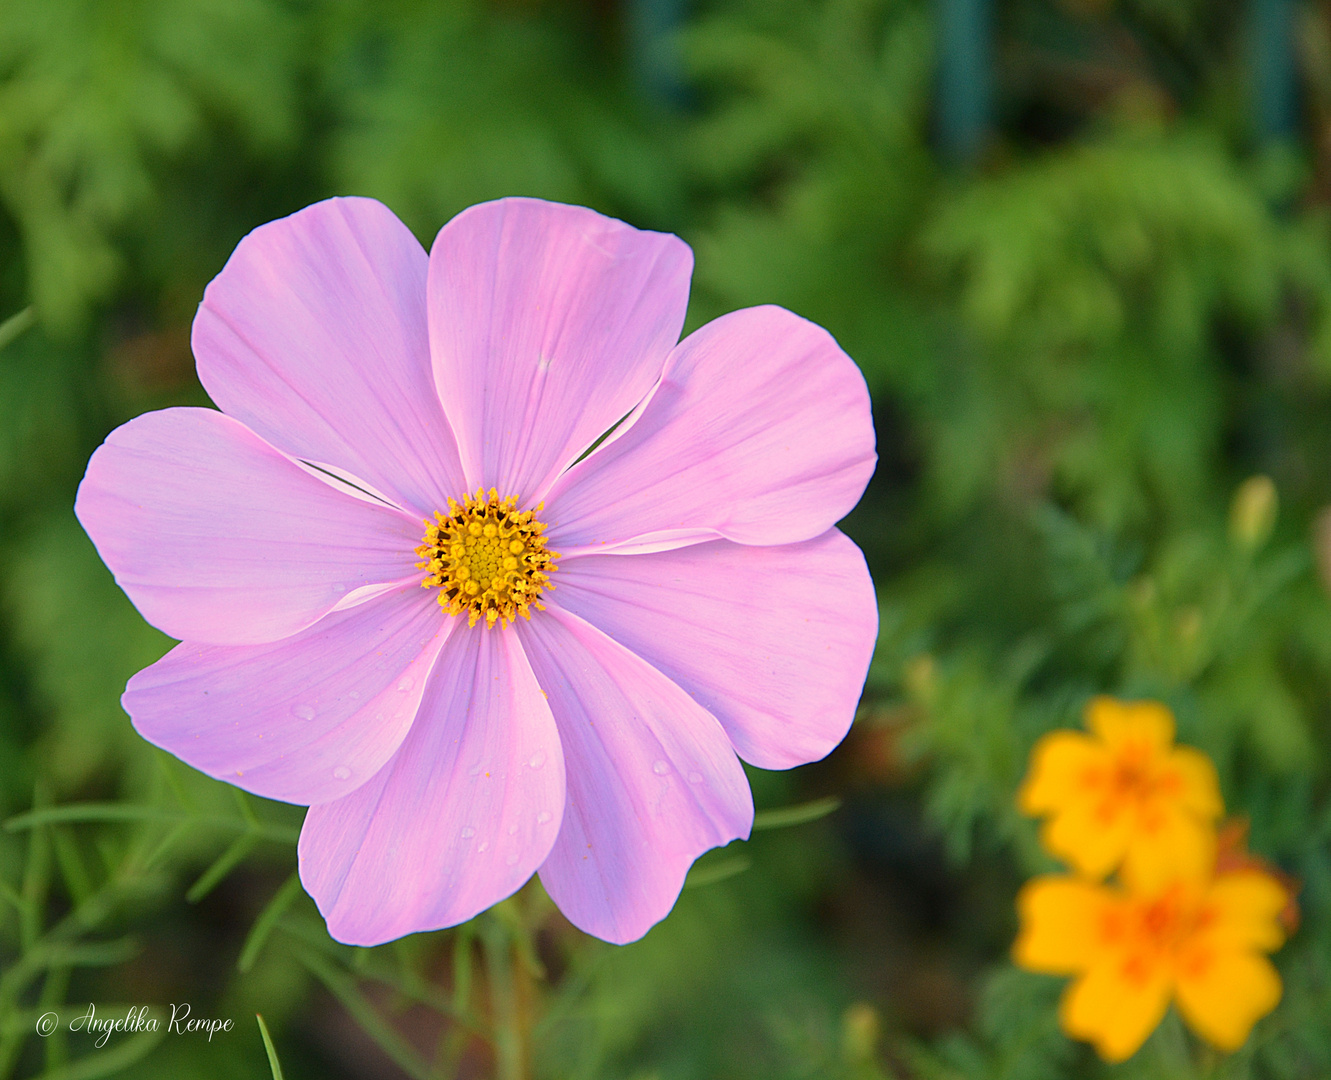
top-left (3, 0), bottom-right (1331, 1077)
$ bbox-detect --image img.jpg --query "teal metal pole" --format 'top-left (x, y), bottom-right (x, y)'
top-left (937, 0), bottom-right (993, 164)
top-left (627, 0), bottom-right (688, 106)
top-left (1252, 0), bottom-right (1298, 140)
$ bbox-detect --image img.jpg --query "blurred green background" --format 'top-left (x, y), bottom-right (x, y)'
top-left (3, 0), bottom-right (1331, 1077)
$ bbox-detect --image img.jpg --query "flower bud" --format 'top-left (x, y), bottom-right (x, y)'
top-left (841, 1002), bottom-right (880, 1066)
top-left (1229, 475), bottom-right (1277, 551)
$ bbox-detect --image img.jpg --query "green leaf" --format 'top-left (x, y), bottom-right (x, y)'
top-left (752, 796), bottom-right (841, 831)
top-left (140, 820), bottom-right (195, 871)
top-left (237, 873), bottom-right (301, 973)
top-left (0, 307), bottom-right (35, 353)
top-left (185, 833), bottom-right (257, 903)
top-left (293, 945), bottom-right (435, 1080)
top-left (33, 937), bottom-right (140, 970)
top-left (256, 1014), bottom-right (285, 1080)
top-left (0, 878), bottom-right (27, 919)
top-left (28, 1029), bottom-right (164, 1080)
top-left (5, 803), bottom-right (298, 844)
top-left (275, 916), bottom-right (489, 1034)
top-left (50, 827), bottom-right (93, 906)
top-left (683, 855), bottom-right (751, 889)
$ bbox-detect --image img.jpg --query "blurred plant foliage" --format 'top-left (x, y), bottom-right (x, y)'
top-left (2, 0), bottom-right (1331, 1077)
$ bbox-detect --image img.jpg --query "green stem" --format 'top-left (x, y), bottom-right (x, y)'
top-left (482, 911), bottom-right (526, 1080)
top-left (431, 926), bottom-right (476, 1079)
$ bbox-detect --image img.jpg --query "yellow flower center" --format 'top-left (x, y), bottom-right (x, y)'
top-left (416, 488), bottom-right (558, 628)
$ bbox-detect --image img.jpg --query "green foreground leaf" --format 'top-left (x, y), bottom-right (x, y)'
top-left (256, 1014), bottom-right (284, 1080)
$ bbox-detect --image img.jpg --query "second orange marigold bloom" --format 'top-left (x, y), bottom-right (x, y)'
top-left (1014, 869), bottom-right (1288, 1061)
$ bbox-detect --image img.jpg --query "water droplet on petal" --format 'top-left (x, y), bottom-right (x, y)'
top-left (507, 824), bottom-right (519, 835)
top-left (687, 771), bottom-right (703, 784)
top-left (292, 704), bottom-right (316, 721)
top-left (528, 751), bottom-right (546, 769)
top-left (333, 583), bottom-right (346, 593)
top-left (396, 676), bottom-right (414, 693)
top-left (652, 760), bottom-right (670, 775)
top-left (537, 811), bottom-right (552, 825)
top-left (349, 690), bottom-right (360, 701)
top-left (506, 853), bottom-right (519, 866)
top-left (468, 762), bottom-right (484, 776)
top-left (333, 766), bottom-right (351, 780)
top-left (478, 841), bottom-right (489, 853)
top-left (461, 827), bottom-right (476, 839)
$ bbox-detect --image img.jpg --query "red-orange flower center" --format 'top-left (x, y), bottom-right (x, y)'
top-left (1081, 740), bottom-right (1184, 830)
top-left (1096, 884), bottom-right (1219, 987)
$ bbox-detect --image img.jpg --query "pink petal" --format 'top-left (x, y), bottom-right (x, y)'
top-left (75, 408), bottom-right (423, 646)
top-left (426, 198), bottom-right (692, 500)
top-left (299, 625), bottom-right (565, 946)
top-left (123, 586), bottom-right (451, 805)
top-left (518, 606), bottom-right (753, 944)
top-left (194, 196), bottom-right (465, 515)
top-left (544, 305), bottom-right (876, 554)
top-left (551, 531), bottom-right (876, 770)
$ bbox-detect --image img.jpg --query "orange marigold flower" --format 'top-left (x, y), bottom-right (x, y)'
top-left (1017, 697), bottom-right (1223, 888)
top-left (1014, 869), bottom-right (1288, 1062)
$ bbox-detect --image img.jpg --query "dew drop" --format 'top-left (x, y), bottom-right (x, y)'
top-left (349, 690), bottom-right (361, 701)
top-left (528, 751), bottom-right (546, 769)
top-left (461, 827), bottom-right (476, 839)
top-left (477, 841), bottom-right (489, 853)
top-left (507, 824), bottom-right (519, 836)
top-left (332, 583), bottom-right (346, 593)
top-left (506, 853), bottom-right (519, 866)
top-left (396, 675), bottom-right (414, 693)
top-left (652, 760), bottom-right (670, 775)
top-left (292, 704), bottom-right (316, 721)
top-left (333, 766), bottom-right (351, 780)
top-left (468, 762), bottom-right (484, 777)
top-left (536, 811), bottom-right (552, 825)
top-left (687, 771), bottom-right (704, 784)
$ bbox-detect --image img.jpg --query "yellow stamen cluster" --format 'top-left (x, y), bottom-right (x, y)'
top-left (416, 489), bottom-right (557, 628)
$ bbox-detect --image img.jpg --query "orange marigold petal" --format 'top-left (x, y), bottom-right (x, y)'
top-left (1017, 730), bottom-right (1106, 815)
top-left (1060, 958), bottom-right (1171, 1063)
top-left (1120, 805), bottom-right (1217, 894)
top-left (1041, 800), bottom-right (1131, 880)
top-left (1013, 876), bottom-right (1112, 974)
top-left (1200, 871), bottom-right (1289, 953)
top-left (1164, 746), bottom-right (1224, 820)
top-left (1174, 950), bottom-right (1281, 1052)
top-left (1085, 697), bottom-right (1175, 751)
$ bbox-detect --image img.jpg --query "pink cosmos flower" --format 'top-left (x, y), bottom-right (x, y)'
top-left (74, 197), bottom-right (877, 946)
